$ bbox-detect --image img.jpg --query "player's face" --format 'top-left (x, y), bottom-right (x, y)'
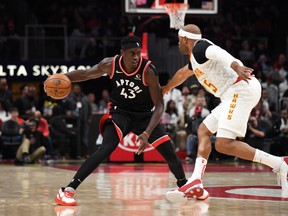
top-left (178, 36), bottom-right (189, 55)
top-left (122, 48), bottom-right (141, 70)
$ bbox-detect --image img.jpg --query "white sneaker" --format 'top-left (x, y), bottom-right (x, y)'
top-left (166, 179), bottom-right (209, 203)
top-left (55, 187), bottom-right (77, 206)
top-left (275, 157), bottom-right (288, 198)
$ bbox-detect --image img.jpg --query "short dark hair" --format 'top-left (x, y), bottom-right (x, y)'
top-left (20, 84), bottom-right (28, 92)
top-left (10, 107), bottom-right (19, 112)
top-left (120, 35), bottom-right (142, 50)
top-left (29, 117), bottom-right (40, 127)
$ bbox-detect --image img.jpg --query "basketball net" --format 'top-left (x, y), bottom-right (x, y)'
top-left (163, 3), bottom-right (189, 29)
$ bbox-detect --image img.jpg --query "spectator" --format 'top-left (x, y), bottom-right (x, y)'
top-left (280, 109), bottom-right (288, 136)
top-left (238, 40), bottom-right (255, 67)
top-left (181, 86), bottom-right (194, 114)
top-left (279, 74), bottom-right (288, 99)
top-left (14, 84), bottom-right (33, 117)
top-left (39, 95), bottom-right (59, 117)
top-left (245, 116), bottom-right (272, 153)
top-left (28, 86), bottom-right (39, 113)
top-left (185, 106), bottom-right (215, 163)
top-left (66, 84), bottom-right (91, 157)
top-left (87, 92), bottom-right (99, 114)
top-left (261, 77), bottom-right (279, 112)
top-left (164, 87), bottom-right (183, 114)
top-left (267, 54), bottom-right (288, 86)
top-left (49, 105), bottom-right (78, 159)
top-left (260, 89), bottom-right (273, 119)
top-left (189, 96), bottom-right (210, 118)
top-left (9, 107), bottom-right (25, 126)
top-left (273, 53), bottom-right (288, 75)
top-left (253, 54), bottom-right (273, 82)
top-left (15, 117), bottom-right (46, 164)
top-left (162, 100), bottom-right (180, 149)
top-left (0, 100), bottom-right (10, 122)
top-left (189, 84), bottom-right (201, 107)
top-left (34, 110), bottom-right (54, 158)
top-left (271, 109), bottom-right (288, 156)
top-left (98, 89), bottom-right (110, 113)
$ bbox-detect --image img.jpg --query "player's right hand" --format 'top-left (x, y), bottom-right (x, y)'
top-left (135, 133), bottom-right (149, 155)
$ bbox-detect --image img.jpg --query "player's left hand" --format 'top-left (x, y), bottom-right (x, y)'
top-left (237, 66), bottom-right (253, 82)
top-left (135, 133), bottom-right (149, 155)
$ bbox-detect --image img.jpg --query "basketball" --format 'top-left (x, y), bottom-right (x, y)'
top-left (44, 74), bottom-right (71, 100)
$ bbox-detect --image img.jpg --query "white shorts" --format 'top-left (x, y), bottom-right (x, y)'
top-left (203, 77), bottom-right (261, 139)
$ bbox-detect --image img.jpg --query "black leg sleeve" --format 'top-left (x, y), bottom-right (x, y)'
top-left (155, 141), bottom-right (186, 183)
top-left (67, 123), bottom-right (120, 190)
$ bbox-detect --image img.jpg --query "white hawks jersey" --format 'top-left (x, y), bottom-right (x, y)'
top-left (190, 39), bottom-right (239, 98)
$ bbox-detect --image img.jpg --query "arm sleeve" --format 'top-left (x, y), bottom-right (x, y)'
top-left (193, 40), bottom-right (212, 64)
top-left (205, 44), bottom-right (243, 66)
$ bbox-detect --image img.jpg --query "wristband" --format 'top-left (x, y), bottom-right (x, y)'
top-left (143, 131), bottom-right (150, 138)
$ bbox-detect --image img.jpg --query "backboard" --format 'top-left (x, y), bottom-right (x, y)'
top-left (124, 0), bottom-right (218, 15)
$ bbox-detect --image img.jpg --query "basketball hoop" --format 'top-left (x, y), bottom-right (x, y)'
top-left (163, 3), bottom-right (189, 29)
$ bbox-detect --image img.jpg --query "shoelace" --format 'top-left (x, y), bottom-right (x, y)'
top-left (64, 191), bottom-right (75, 198)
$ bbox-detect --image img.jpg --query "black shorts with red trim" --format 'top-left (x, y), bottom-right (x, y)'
top-left (100, 109), bottom-right (170, 148)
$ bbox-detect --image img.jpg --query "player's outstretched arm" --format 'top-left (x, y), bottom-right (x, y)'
top-left (162, 64), bottom-right (194, 95)
top-left (66, 57), bottom-right (113, 82)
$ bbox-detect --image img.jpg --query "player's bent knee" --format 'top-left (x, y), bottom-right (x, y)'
top-left (198, 123), bottom-right (213, 137)
top-left (214, 139), bottom-right (232, 154)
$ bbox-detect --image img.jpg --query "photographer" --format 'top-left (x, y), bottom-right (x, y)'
top-left (15, 117), bottom-right (46, 164)
top-left (245, 116), bottom-right (271, 152)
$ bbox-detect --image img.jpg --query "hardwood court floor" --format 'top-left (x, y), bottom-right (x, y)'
top-left (0, 160), bottom-right (288, 216)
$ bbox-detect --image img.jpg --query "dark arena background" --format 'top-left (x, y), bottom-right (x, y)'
top-left (0, 0), bottom-right (288, 215)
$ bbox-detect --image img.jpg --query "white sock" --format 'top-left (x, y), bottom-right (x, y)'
top-left (65, 187), bottom-right (75, 192)
top-left (253, 149), bottom-right (282, 171)
top-left (189, 157), bottom-right (207, 182)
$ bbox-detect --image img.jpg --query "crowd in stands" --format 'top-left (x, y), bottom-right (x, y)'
top-left (0, 0), bottom-right (288, 163)
top-left (0, 78), bottom-right (111, 163)
top-left (0, 57), bottom-right (287, 163)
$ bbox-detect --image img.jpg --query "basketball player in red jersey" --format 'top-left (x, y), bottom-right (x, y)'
top-left (159, 24), bottom-right (288, 203)
top-left (53, 35), bottom-right (187, 206)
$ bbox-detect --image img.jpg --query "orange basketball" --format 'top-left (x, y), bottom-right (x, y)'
top-left (44, 74), bottom-right (71, 100)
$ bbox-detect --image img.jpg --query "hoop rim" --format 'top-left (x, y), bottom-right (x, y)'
top-left (163, 3), bottom-right (189, 13)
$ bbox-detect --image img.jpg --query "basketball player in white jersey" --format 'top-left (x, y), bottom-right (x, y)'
top-left (159, 24), bottom-right (288, 203)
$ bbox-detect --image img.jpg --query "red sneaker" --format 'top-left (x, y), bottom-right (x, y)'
top-left (166, 179), bottom-right (208, 203)
top-left (55, 187), bottom-right (77, 206)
